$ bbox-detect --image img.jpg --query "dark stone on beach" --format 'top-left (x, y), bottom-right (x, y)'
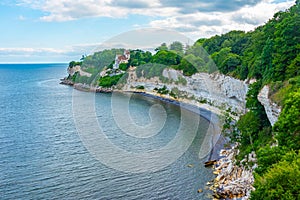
top-left (187, 164), bottom-right (194, 168)
top-left (204, 160), bottom-right (217, 167)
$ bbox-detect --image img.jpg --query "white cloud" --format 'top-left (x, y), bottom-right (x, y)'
top-left (150, 0), bottom-right (295, 38)
top-left (17, 0), bottom-right (295, 38)
top-left (0, 28), bottom-right (191, 63)
top-left (19, 0), bottom-right (124, 21)
top-left (99, 28), bottom-right (192, 49)
top-left (232, 0), bottom-right (295, 25)
top-left (18, 15), bottom-right (26, 20)
top-left (18, 0), bottom-right (172, 21)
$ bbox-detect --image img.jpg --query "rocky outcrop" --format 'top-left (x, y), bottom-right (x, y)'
top-left (210, 144), bottom-right (256, 200)
top-left (67, 65), bottom-right (81, 76)
top-left (67, 65), bottom-right (92, 77)
top-left (123, 69), bottom-right (248, 115)
top-left (72, 83), bottom-right (113, 93)
top-left (257, 85), bottom-right (281, 126)
top-left (60, 78), bottom-right (74, 86)
top-left (162, 68), bottom-right (180, 81)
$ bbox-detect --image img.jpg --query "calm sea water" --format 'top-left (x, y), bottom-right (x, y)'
top-left (0, 64), bottom-right (216, 200)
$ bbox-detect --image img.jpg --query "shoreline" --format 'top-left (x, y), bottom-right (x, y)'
top-left (124, 91), bottom-right (255, 199)
top-left (127, 91), bottom-right (221, 123)
top-left (123, 90), bottom-right (228, 162)
top-left (60, 78), bottom-right (226, 122)
top-left (60, 81), bottom-right (253, 199)
top-left (62, 80), bottom-right (229, 159)
top-left (65, 79), bottom-right (229, 161)
top-left (61, 78), bottom-right (228, 161)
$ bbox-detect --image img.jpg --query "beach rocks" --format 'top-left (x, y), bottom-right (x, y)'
top-left (210, 144), bottom-right (255, 200)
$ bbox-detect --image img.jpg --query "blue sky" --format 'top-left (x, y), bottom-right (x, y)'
top-left (0, 0), bottom-right (295, 63)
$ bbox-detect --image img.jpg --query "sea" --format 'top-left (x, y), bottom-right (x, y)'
top-left (0, 63), bottom-right (218, 200)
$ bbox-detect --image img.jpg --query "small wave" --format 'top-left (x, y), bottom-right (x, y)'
top-left (36, 79), bottom-right (60, 88)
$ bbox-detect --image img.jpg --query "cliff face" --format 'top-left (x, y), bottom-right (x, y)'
top-left (67, 65), bottom-right (81, 76)
top-left (257, 85), bottom-right (281, 126)
top-left (67, 65), bottom-right (92, 77)
top-left (123, 69), bottom-right (248, 114)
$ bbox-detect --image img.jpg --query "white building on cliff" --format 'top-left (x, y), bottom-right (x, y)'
top-left (113, 50), bottom-right (130, 69)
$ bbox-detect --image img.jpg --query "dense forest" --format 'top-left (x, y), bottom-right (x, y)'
top-left (68, 2), bottom-right (300, 199)
top-left (201, 3), bottom-right (300, 199)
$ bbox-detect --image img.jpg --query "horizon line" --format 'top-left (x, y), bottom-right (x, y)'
top-left (0, 62), bottom-right (68, 64)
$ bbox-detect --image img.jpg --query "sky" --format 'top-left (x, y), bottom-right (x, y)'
top-left (0, 0), bottom-right (296, 63)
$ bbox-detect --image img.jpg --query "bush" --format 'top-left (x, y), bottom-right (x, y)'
top-left (69, 61), bottom-right (82, 67)
top-left (98, 74), bottom-right (124, 88)
top-left (119, 63), bottom-right (128, 71)
top-left (136, 63), bottom-right (167, 79)
top-left (157, 85), bottom-right (169, 94)
top-left (169, 91), bottom-right (177, 99)
top-left (251, 151), bottom-right (300, 200)
top-left (273, 89), bottom-right (300, 150)
top-left (255, 146), bottom-right (287, 175)
top-left (136, 85), bottom-right (145, 90)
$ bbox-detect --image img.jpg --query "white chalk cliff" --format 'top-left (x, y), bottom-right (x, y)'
top-left (257, 85), bottom-right (281, 126)
top-left (123, 69), bottom-right (282, 124)
top-left (123, 69), bottom-right (249, 115)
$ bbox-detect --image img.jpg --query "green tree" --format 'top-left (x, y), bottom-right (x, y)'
top-left (119, 63), bottom-right (128, 71)
top-left (260, 38), bottom-right (274, 83)
top-left (174, 54), bottom-right (206, 76)
top-left (135, 63), bottom-right (167, 79)
top-left (273, 89), bottom-right (300, 150)
top-left (155, 43), bottom-right (168, 51)
top-left (272, 4), bottom-right (300, 81)
top-left (220, 53), bottom-right (241, 74)
top-left (251, 151), bottom-right (300, 200)
top-left (237, 111), bottom-right (261, 146)
top-left (151, 50), bottom-right (181, 66)
top-left (169, 41), bottom-right (184, 55)
top-left (211, 47), bottom-right (231, 69)
top-left (255, 146), bottom-right (287, 175)
top-left (98, 74), bottom-right (124, 87)
top-left (286, 53), bottom-right (300, 78)
top-left (69, 61), bottom-right (82, 67)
